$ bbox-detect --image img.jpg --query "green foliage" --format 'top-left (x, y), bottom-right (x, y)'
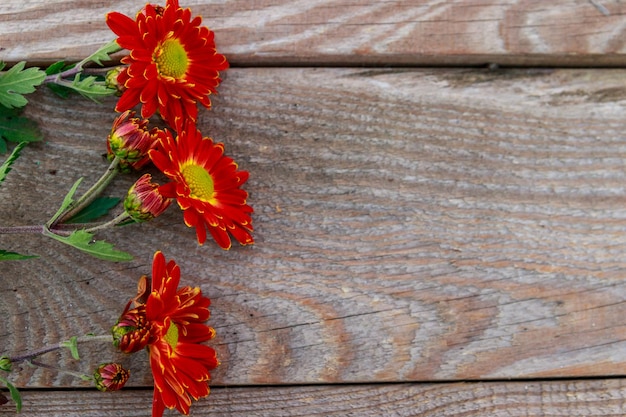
top-left (0, 377), bottom-right (21, 413)
top-left (0, 250), bottom-right (38, 261)
top-left (65, 74), bottom-right (116, 103)
top-left (60, 336), bottom-right (80, 360)
top-left (0, 141), bottom-right (27, 184)
top-left (47, 177), bottom-right (83, 226)
top-left (45, 230), bottom-right (133, 262)
top-left (83, 39), bottom-right (121, 66)
top-left (0, 107), bottom-right (42, 153)
top-left (45, 61), bottom-right (74, 99)
top-left (65, 197), bottom-right (121, 224)
top-left (0, 61), bottom-right (46, 109)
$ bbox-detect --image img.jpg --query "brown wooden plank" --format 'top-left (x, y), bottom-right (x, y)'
top-left (2, 1), bottom-right (626, 66)
top-left (2, 68), bottom-right (626, 388)
top-left (3, 380), bottom-right (626, 416)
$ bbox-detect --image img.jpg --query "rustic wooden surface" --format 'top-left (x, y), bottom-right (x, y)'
top-left (8, 380), bottom-right (626, 416)
top-left (3, 0), bottom-right (626, 416)
top-left (2, 0), bottom-right (626, 66)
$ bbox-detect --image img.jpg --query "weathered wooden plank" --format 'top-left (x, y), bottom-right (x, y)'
top-left (2, 0), bottom-right (626, 66)
top-left (4, 380), bottom-right (626, 416)
top-left (1, 68), bottom-right (626, 388)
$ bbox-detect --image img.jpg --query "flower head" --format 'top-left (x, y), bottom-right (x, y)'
top-left (106, 0), bottom-right (229, 131)
top-left (149, 122), bottom-right (253, 249)
top-left (146, 251), bottom-right (218, 417)
top-left (94, 363), bottom-right (130, 392)
top-left (112, 303), bottom-right (152, 354)
top-left (125, 173), bottom-right (173, 222)
top-left (107, 110), bottom-right (159, 171)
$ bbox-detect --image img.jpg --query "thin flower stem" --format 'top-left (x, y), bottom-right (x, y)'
top-left (83, 211), bottom-right (132, 233)
top-left (28, 360), bottom-right (93, 382)
top-left (56, 157), bottom-right (120, 225)
top-left (0, 225), bottom-right (45, 234)
top-left (8, 335), bottom-right (113, 365)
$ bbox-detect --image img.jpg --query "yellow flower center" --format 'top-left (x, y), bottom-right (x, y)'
top-left (154, 38), bottom-right (189, 80)
top-left (164, 321), bottom-right (179, 351)
top-left (181, 164), bottom-right (215, 203)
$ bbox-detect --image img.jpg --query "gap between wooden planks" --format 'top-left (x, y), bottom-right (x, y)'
top-left (2, 379), bottom-right (626, 416)
top-left (1, 68), bottom-right (626, 389)
top-left (1, 0), bottom-right (626, 66)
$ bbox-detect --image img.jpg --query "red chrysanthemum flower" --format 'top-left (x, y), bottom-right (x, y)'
top-left (106, 0), bottom-right (229, 131)
top-left (146, 251), bottom-right (218, 417)
top-left (149, 122), bottom-right (253, 249)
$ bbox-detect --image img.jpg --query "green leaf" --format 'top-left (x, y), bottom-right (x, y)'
top-left (44, 60), bottom-right (72, 76)
top-left (60, 336), bottom-right (80, 360)
top-left (44, 230), bottom-right (133, 262)
top-left (0, 141), bottom-right (27, 184)
top-left (65, 74), bottom-right (115, 103)
top-left (47, 177), bottom-right (83, 226)
top-left (83, 39), bottom-right (121, 67)
top-left (0, 106), bottom-right (43, 150)
top-left (65, 197), bottom-right (121, 224)
top-left (0, 377), bottom-right (22, 413)
top-left (46, 82), bottom-right (72, 99)
top-left (0, 61), bottom-right (46, 109)
top-left (0, 250), bottom-right (38, 261)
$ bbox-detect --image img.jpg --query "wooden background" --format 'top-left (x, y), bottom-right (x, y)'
top-left (2, 0), bottom-right (626, 415)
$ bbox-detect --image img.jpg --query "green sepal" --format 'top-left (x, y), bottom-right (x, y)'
top-left (44, 230), bottom-right (133, 262)
top-left (64, 197), bottom-right (121, 224)
top-left (0, 377), bottom-right (22, 413)
top-left (0, 61), bottom-right (46, 109)
top-left (0, 250), bottom-right (38, 261)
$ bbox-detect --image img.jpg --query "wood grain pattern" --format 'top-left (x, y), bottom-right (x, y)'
top-left (3, 380), bottom-right (626, 416)
top-left (2, 68), bottom-right (626, 389)
top-left (2, 0), bottom-right (626, 66)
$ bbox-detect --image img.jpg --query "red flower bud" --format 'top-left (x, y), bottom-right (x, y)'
top-left (94, 363), bottom-right (130, 392)
top-left (124, 174), bottom-right (172, 222)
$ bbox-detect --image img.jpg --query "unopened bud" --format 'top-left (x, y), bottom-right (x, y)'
top-left (94, 363), bottom-right (130, 392)
top-left (0, 357), bottom-right (12, 372)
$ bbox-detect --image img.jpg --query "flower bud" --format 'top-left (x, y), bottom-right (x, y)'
top-left (0, 356), bottom-right (11, 372)
top-left (124, 174), bottom-right (172, 222)
top-left (106, 110), bottom-right (159, 171)
top-left (105, 66), bottom-right (126, 96)
top-left (111, 304), bottom-right (152, 354)
top-left (93, 363), bottom-right (130, 392)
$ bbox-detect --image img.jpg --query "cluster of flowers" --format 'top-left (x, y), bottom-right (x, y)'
top-left (1, 1), bottom-right (250, 416)
top-left (108, 0), bottom-right (253, 249)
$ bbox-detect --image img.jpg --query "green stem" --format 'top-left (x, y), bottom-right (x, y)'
top-left (56, 157), bottom-right (120, 225)
top-left (7, 335), bottom-right (113, 365)
top-left (83, 211), bottom-right (132, 233)
top-left (28, 360), bottom-right (93, 382)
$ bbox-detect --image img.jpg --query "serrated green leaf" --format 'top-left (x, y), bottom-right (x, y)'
top-left (44, 229), bottom-right (133, 262)
top-left (60, 336), bottom-right (80, 360)
top-left (83, 39), bottom-right (121, 67)
top-left (0, 377), bottom-right (22, 413)
top-left (0, 141), bottom-right (27, 184)
top-left (0, 106), bottom-right (43, 148)
top-left (65, 197), bottom-right (121, 224)
top-left (65, 74), bottom-right (115, 103)
top-left (0, 61), bottom-right (46, 109)
top-left (46, 177), bottom-right (83, 226)
top-left (0, 249), bottom-right (38, 261)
